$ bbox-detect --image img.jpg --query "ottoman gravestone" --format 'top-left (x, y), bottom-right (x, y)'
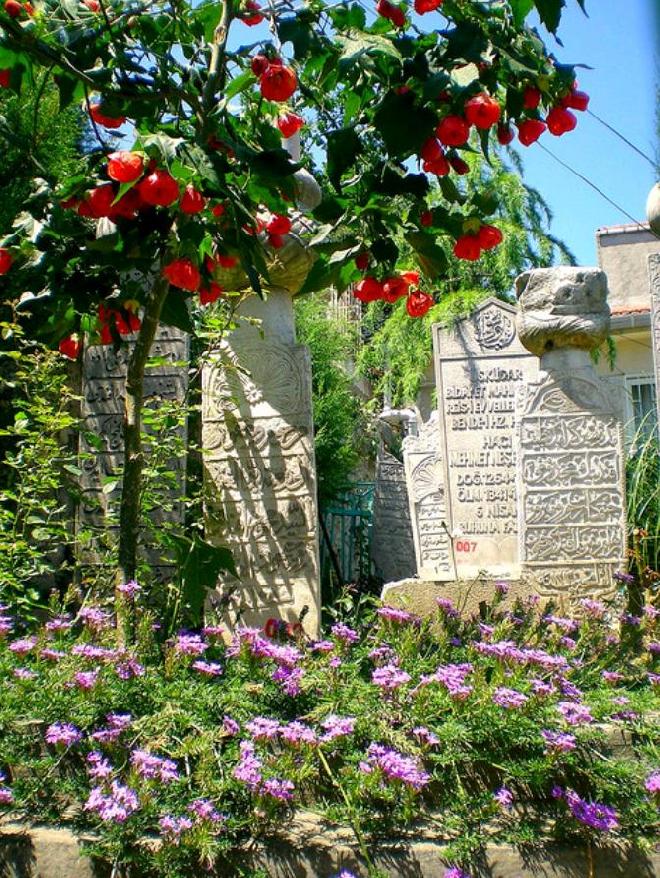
top-left (431, 297), bottom-right (538, 580)
top-left (515, 267), bottom-right (627, 604)
top-left (649, 253), bottom-right (660, 439)
top-left (371, 449), bottom-right (416, 583)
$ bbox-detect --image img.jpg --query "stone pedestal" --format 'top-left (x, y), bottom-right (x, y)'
top-left (202, 290), bottom-right (321, 635)
top-left (515, 268), bottom-right (627, 605)
top-left (649, 253), bottom-right (660, 440)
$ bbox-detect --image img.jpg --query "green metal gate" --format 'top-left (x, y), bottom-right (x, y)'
top-left (319, 482), bottom-right (374, 587)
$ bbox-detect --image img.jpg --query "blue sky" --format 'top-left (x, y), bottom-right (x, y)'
top-left (519, 0), bottom-right (658, 266)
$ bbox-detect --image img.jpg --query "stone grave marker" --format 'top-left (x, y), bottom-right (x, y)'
top-left (650, 253), bottom-right (660, 440)
top-left (402, 412), bottom-right (454, 580)
top-left (432, 297), bottom-right (538, 579)
top-left (202, 290), bottom-right (321, 635)
top-left (79, 325), bottom-right (189, 578)
top-left (515, 267), bottom-right (626, 604)
top-left (371, 450), bottom-right (416, 583)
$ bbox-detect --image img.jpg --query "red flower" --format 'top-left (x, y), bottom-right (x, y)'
top-left (562, 88), bottom-right (589, 112)
top-left (517, 118), bottom-right (546, 146)
top-left (423, 154), bottom-right (450, 176)
top-left (375, 0), bottom-right (405, 27)
top-left (546, 106), bottom-right (577, 136)
top-left (420, 210), bottom-right (433, 227)
top-left (217, 253), bottom-right (238, 269)
top-left (355, 252), bottom-right (370, 271)
top-left (85, 184), bottom-right (117, 219)
top-left (420, 136), bottom-right (443, 163)
top-left (382, 276), bottom-right (409, 303)
top-left (138, 170), bottom-right (180, 206)
top-left (114, 310), bottom-right (141, 335)
top-left (523, 86), bottom-right (541, 110)
top-left (277, 112), bottom-right (304, 138)
top-left (0, 248), bottom-right (13, 275)
top-left (162, 258), bottom-right (201, 292)
top-left (180, 185), bottom-right (206, 214)
top-left (260, 63), bottom-right (297, 102)
top-left (464, 92), bottom-right (501, 129)
top-left (58, 335), bottom-right (82, 360)
top-left (453, 234), bottom-right (481, 261)
top-left (436, 115), bottom-right (470, 147)
top-left (241, 0), bottom-right (263, 24)
top-left (107, 151), bottom-right (143, 183)
top-left (89, 103), bottom-right (125, 129)
top-left (0, 69), bottom-right (10, 88)
top-left (401, 270), bottom-right (420, 286)
top-left (251, 54), bottom-right (269, 76)
top-left (354, 277), bottom-right (382, 303)
top-left (268, 233), bottom-right (285, 249)
top-left (266, 213), bottom-right (292, 235)
top-left (413, 0), bottom-right (442, 13)
top-left (496, 123), bottom-right (514, 145)
top-left (199, 282), bottom-right (224, 306)
top-left (4, 0), bottom-right (24, 17)
top-left (406, 289), bottom-right (434, 318)
top-left (111, 188), bottom-right (142, 220)
top-left (449, 155), bottom-right (470, 175)
top-left (83, 0), bottom-right (100, 10)
top-left (478, 224), bottom-right (503, 250)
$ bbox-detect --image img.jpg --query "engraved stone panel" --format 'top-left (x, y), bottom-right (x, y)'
top-left (78, 326), bottom-right (189, 574)
top-left (432, 297), bottom-right (538, 579)
top-left (402, 412), bottom-right (454, 581)
top-left (202, 291), bottom-right (321, 635)
top-left (650, 253), bottom-right (660, 440)
top-left (371, 451), bottom-right (416, 583)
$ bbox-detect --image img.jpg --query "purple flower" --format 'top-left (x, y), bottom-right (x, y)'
top-left (580, 598), bottom-right (606, 619)
top-left (320, 715), bottom-right (355, 742)
top-left (74, 670), bottom-right (99, 690)
top-left (115, 655), bottom-right (145, 680)
top-left (272, 664), bottom-right (304, 696)
top-left (130, 750), bottom-right (179, 783)
top-left (90, 713), bottom-right (132, 745)
top-left (445, 867), bottom-right (470, 878)
top-left (261, 777), bottom-right (295, 801)
top-left (436, 597), bottom-right (459, 619)
top-left (372, 663), bottom-right (411, 691)
top-left (644, 771), bottom-right (660, 794)
top-left (246, 717), bottom-right (281, 740)
top-left (368, 645), bottom-right (397, 665)
top-left (621, 613), bottom-right (642, 626)
top-left (332, 872), bottom-right (358, 878)
top-left (233, 741), bottom-right (262, 789)
top-left (173, 632), bottom-right (207, 656)
top-left (415, 663), bottom-right (473, 700)
top-left (643, 604), bottom-right (659, 621)
top-left (87, 752), bottom-right (113, 781)
top-left (117, 579), bottom-right (141, 599)
top-left (557, 701), bottom-right (593, 726)
top-left (530, 678), bottom-right (555, 697)
top-left (602, 671), bottom-right (624, 685)
top-left (9, 637), bottom-right (37, 656)
top-left (329, 656), bottom-right (342, 669)
top-left (192, 660), bottom-right (223, 677)
top-left (188, 798), bottom-right (224, 824)
top-left (159, 814), bottom-right (193, 842)
top-left (39, 647), bottom-right (66, 662)
top-left (377, 606), bottom-right (420, 625)
top-left (280, 721), bottom-right (317, 746)
top-left (45, 615), bottom-right (72, 633)
top-left (492, 687), bottom-right (527, 710)
top-left (474, 641), bottom-right (568, 673)
top-left (0, 787), bottom-right (13, 805)
top-left (201, 624), bottom-right (224, 638)
top-left (494, 786), bottom-right (514, 809)
top-left (223, 716), bottom-right (240, 736)
top-left (330, 622), bottom-right (359, 645)
top-left (613, 570), bottom-right (635, 584)
top-left (541, 729), bottom-right (577, 753)
top-left (84, 781), bottom-right (139, 823)
top-left (72, 644), bottom-right (117, 661)
top-left (565, 790), bottom-right (619, 832)
top-left (310, 639), bottom-right (335, 653)
top-left (45, 722), bottom-right (82, 747)
top-left (649, 641), bottom-right (660, 656)
top-left (494, 580), bottom-right (509, 596)
top-left (412, 726), bottom-right (440, 746)
top-left (79, 607), bottom-right (112, 633)
top-left (544, 615), bottom-right (579, 634)
top-left (13, 667), bottom-right (37, 680)
top-left (361, 743), bottom-right (429, 790)
top-left (0, 615), bottom-right (13, 637)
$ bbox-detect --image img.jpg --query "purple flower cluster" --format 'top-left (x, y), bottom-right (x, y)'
top-left (90, 712), bottom-right (132, 745)
top-left (371, 663), bottom-right (411, 691)
top-left (541, 729), bottom-right (577, 753)
top-left (232, 740), bottom-right (295, 801)
top-left (377, 606), bottom-right (420, 626)
top-left (173, 632), bottom-right (207, 657)
top-left (192, 660), bottom-right (223, 677)
top-left (187, 797), bottom-right (224, 823)
top-left (45, 722), bottom-right (82, 747)
top-left (0, 771), bottom-right (13, 806)
top-left (644, 771), bottom-right (660, 794)
top-left (412, 726), bottom-right (440, 746)
top-left (79, 607), bottom-right (112, 633)
top-left (436, 597), bottom-right (460, 619)
top-left (492, 687), bottom-right (527, 710)
top-left (330, 622), bottom-right (359, 645)
top-left (494, 786), bottom-right (514, 809)
top-left (130, 750), bottom-right (179, 783)
top-left (45, 615), bottom-right (72, 634)
top-left (556, 701), bottom-right (593, 726)
top-left (87, 752), bottom-right (114, 781)
top-left (159, 814), bottom-right (193, 842)
top-left (84, 781), bottom-right (139, 823)
top-left (74, 669), bottom-right (99, 690)
top-left (445, 867), bottom-right (471, 878)
top-left (117, 579), bottom-right (141, 600)
top-left (561, 789), bottom-right (619, 832)
top-left (474, 640), bottom-right (569, 672)
top-left (320, 714), bottom-right (356, 742)
top-left (416, 663), bottom-right (473, 700)
top-left (360, 743), bottom-right (429, 791)
top-left (9, 637), bottom-right (37, 656)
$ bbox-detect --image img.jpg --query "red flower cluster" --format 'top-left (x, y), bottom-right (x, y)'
top-left (277, 112), bottom-right (304, 138)
top-left (353, 272), bottom-right (434, 318)
top-left (162, 258), bottom-right (201, 292)
top-left (58, 335), bottom-right (82, 360)
top-left (241, 0), bottom-right (264, 25)
top-left (97, 303), bottom-right (141, 344)
top-left (257, 58), bottom-right (297, 102)
top-left (3, 0), bottom-right (33, 18)
top-left (453, 224), bottom-right (503, 261)
top-left (0, 248), bottom-right (13, 275)
top-left (376, 0), bottom-right (405, 27)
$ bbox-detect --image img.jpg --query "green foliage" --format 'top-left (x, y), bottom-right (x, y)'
top-left (295, 294), bottom-right (370, 505)
top-left (0, 325), bottom-right (82, 616)
top-left (626, 427), bottom-right (660, 587)
top-left (0, 586), bottom-right (657, 878)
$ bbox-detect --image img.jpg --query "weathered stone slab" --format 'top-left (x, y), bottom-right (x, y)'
top-left (432, 297), bottom-right (538, 579)
top-left (402, 412), bottom-right (454, 580)
top-left (515, 268), bottom-right (627, 605)
top-left (202, 290), bottom-right (321, 635)
top-left (371, 451), bottom-right (416, 583)
top-left (650, 253), bottom-right (660, 440)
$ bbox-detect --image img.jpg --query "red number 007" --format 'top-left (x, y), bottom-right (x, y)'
top-left (455, 540), bottom-right (477, 552)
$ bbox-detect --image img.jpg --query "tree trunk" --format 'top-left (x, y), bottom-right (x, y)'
top-left (117, 277), bottom-right (170, 600)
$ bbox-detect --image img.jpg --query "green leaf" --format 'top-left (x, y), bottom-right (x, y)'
top-left (224, 68), bottom-right (254, 101)
top-left (336, 31), bottom-right (402, 64)
top-left (54, 73), bottom-right (84, 110)
top-left (373, 91), bottom-right (436, 158)
top-left (160, 290), bottom-right (195, 333)
top-left (327, 128), bottom-right (363, 190)
top-left (195, 0), bottom-right (223, 41)
top-left (510, 0), bottom-right (534, 26)
top-left (406, 230), bottom-right (448, 279)
top-left (176, 536), bottom-right (237, 627)
top-left (139, 133), bottom-right (184, 162)
top-left (534, 0), bottom-right (566, 33)
top-left (249, 149), bottom-right (299, 180)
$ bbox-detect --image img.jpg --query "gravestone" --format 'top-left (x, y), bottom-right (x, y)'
top-left (515, 267), bottom-right (626, 604)
top-left (432, 297), bottom-right (537, 579)
top-left (402, 412), bottom-right (454, 580)
top-left (371, 450), bottom-right (416, 583)
top-left (650, 253), bottom-right (660, 440)
top-left (202, 292), bottom-right (321, 635)
top-left (79, 325), bottom-right (189, 578)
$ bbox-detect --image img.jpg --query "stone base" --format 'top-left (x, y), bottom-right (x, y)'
top-left (1, 818), bottom-right (659, 878)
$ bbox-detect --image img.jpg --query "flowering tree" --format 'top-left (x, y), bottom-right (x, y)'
top-left (0, 0), bottom-right (589, 587)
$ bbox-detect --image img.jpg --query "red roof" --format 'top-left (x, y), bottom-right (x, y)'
top-left (610, 305), bottom-right (651, 315)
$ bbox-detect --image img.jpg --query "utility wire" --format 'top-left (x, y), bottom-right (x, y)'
top-left (537, 142), bottom-right (660, 239)
top-left (587, 109), bottom-right (657, 170)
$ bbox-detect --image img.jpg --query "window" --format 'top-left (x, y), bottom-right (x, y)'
top-left (625, 374), bottom-right (658, 446)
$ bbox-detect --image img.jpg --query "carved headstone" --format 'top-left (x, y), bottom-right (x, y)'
top-left (202, 290), bottom-right (321, 634)
top-left (516, 267), bottom-right (626, 604)
top-left (402, 413), bottom-right (454, 580)
top-left (649, 253), bottom-right (660, 440)
top-left (371, 451), bottom-right (416, 583)
top-left (432, 297), bottom-right (538, 579)
top-left (79, 325), bottom-right (189, 577)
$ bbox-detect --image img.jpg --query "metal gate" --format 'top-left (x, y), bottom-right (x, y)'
top-left (319, 482), bottom-right (374, 587)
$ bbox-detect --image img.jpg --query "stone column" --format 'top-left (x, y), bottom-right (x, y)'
top-left (515, 267), bottom-right (627, 606)
top-left (648, 253), bottom-right (660, 440)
